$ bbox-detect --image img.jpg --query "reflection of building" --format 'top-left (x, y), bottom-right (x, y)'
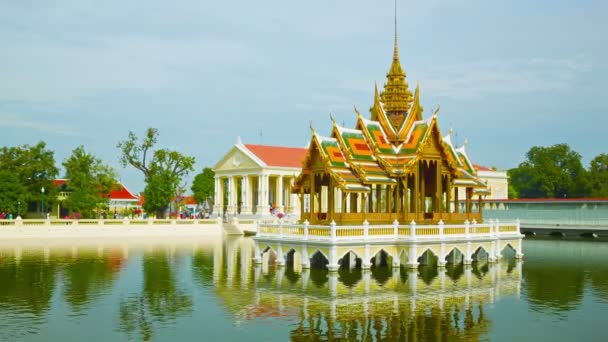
top-left (214, 235), bottom-right (522, 341)
top-left (213, 138), bottom-right (307, 217)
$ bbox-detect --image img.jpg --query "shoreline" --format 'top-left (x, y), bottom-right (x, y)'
top-left (0, 223), bottom-right (223, 241)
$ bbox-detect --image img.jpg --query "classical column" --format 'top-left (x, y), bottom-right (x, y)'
top-left (276, 175), bottom-right (284, 212)
top-left (241, 176), bottom-right (251, 215)
top-left (213, 176), bottom-right (221, 214)
top-left (261, 174), bottom-right (271, 215)
top-left (227, 176), bottom-right (235, 214)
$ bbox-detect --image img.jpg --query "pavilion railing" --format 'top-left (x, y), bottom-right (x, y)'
top-left (256, 219), bottom-right (521, 242)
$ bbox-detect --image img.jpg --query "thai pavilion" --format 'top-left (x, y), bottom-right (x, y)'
top-left (293, 31), bottom-right (489, 225)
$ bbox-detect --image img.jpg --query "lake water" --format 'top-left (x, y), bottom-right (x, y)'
top-left (0, 237), bottom-right (607, 341)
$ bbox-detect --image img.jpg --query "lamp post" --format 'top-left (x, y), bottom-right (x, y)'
top-left (41, 187), bottom-right (45, 219)
top-left (17, 200), bottom-right (20, 218)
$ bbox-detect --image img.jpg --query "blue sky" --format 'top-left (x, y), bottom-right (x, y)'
top-left (1, 0), bottom-right (606, 193)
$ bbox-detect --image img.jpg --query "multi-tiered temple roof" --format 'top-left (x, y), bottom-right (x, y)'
top-left (295, 39), bottom-right (487, 195)
top-left (293, 20), bottom-right (489, 224)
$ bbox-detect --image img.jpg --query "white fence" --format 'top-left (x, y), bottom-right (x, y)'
top-left (257, 219), bottom-right (521, 242)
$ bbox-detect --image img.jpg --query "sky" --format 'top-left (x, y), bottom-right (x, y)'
top-left (1, 0), bottom-right (606, 193)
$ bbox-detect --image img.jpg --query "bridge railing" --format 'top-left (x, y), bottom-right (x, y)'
top-left (256, 219), bottom-right (521, 242)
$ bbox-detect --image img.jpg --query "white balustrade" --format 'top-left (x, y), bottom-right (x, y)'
top-left (254, 219), bottom-right (522, 243)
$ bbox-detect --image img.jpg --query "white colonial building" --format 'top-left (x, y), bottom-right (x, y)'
top-left (473, 164), bottom-right (509, 200)
top-left (213, 139), bottom-right (307, 218)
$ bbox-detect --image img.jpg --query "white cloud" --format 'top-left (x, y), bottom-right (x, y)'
top-left (0, 113), bottom-right (81, 137)
top-left (416, 55), bottom-right (591, 100)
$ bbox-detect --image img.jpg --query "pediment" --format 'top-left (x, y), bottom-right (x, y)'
top-left (214, 146), bottom-right (262, 172)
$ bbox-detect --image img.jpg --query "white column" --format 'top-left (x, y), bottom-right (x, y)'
top-left (241, 176), bottom-right (251, 215)
top-left (213, 176), bottom-right (221, 214)
top-left (277, 175), bottom-right (284, 212)
top-left (258, 174), bottom-right (270, 216)
top-left (227, 176), bottom-right (234, 213)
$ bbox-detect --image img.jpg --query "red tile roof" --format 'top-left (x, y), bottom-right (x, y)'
top-left (244, 144), bottom-right (307, 168)
top-left (473, 164), bottom-right (494, 171)
top-left (53, 179), bottom-right (67, 186)
top-left (53, 179), bottom-right (138, 201)
top-left (109, 184), bottom-right (138, 201)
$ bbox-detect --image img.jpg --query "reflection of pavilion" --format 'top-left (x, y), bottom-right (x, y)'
top-left (217, 236), bottom-right (521, 340)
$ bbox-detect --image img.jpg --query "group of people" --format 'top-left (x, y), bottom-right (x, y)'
top-left (0, 211), bottom-right (13, 219)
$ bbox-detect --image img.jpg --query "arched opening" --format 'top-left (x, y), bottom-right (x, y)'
top-left (501, 244), bottom-right (517, 258)
top-left (285, 248), bottom-right (299, 268)
top-left (418, 249), bottom-right (438, 284)
top-left (472, 246), bottom-right (488, 264)
top-left (338, 250), bottom-right (362, 270)
top-left (261, 246), bottom-right (277, 265)
top-left (338, 251), bottom-right (363, 287)
top-left (284, 249), bottom-right (301, 283)
top-left (444, 248), bottom-right (464, 265)
top-left (371, 249), bottom-right (392, 267)
top-left (310, 250), bottom-right (329, 269)
top-left (371, 249), bottom-right (392, 285)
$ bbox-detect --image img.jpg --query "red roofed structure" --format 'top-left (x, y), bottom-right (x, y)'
top-left (243, 144), bottom-right (307, 168)
top-left (51, 179), bottom-right (139, 217)
top-left (213, 139), bottom-right (308, 217)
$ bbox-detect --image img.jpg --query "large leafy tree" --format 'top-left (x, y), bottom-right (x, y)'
top-left (63, 146), bottom-right (117, 218)
top-left (588, 153), bottom-right (608, 197)
top-left (117, 128), bottom-right (195, 218)
top-left (0, 142), bottom-right (58, 216)
top-left (509, 144), bottom-right (587, 198)
top-left (191, 167), bottom-right (214, 205)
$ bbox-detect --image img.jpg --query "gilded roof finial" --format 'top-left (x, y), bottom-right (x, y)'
top-left (354, 105), bottom-right (362, 118)
top-left (393, 0), bottom-right (399, 61)
top-left (380, 0), bottom-right (413, 118)
top-left (463, 138), bottom-right (469, 146)
top-left (309, 120), bottom-right (315, 133)
top-left (329, 112), bottom-right (336, 124)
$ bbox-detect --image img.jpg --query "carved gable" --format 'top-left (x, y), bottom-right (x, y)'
top-left (214, 147), bottom-right (262, 172)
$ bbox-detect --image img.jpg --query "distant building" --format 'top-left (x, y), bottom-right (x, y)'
top-left (53, 179), bottom-right (139, 217)
top-left (213, 138), bottom-right (307, 217)
top-left (472, 164), bottom-right (509, 200)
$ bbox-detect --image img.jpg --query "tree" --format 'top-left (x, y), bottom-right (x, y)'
top-left (63, 146), bottom-right (117, 218)
top-left (588, 153), bottom-right (608, 197)
top-left (509, 144), bottom-right (587, 198)
top-left (117, 128), bottom-right (195, 218)
top-left (191, 167), bottom-right (214, 205)
top-left (0, 142), bottom-right (58, 217)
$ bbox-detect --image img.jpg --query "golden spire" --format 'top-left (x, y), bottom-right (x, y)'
top-left (393, 0), bottom-right (399, 61)
top-left (380, 0), bottom-right (413, 128)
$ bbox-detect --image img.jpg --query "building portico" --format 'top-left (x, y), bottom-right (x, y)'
top-left (213, 138), bottom-right (307, 219)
